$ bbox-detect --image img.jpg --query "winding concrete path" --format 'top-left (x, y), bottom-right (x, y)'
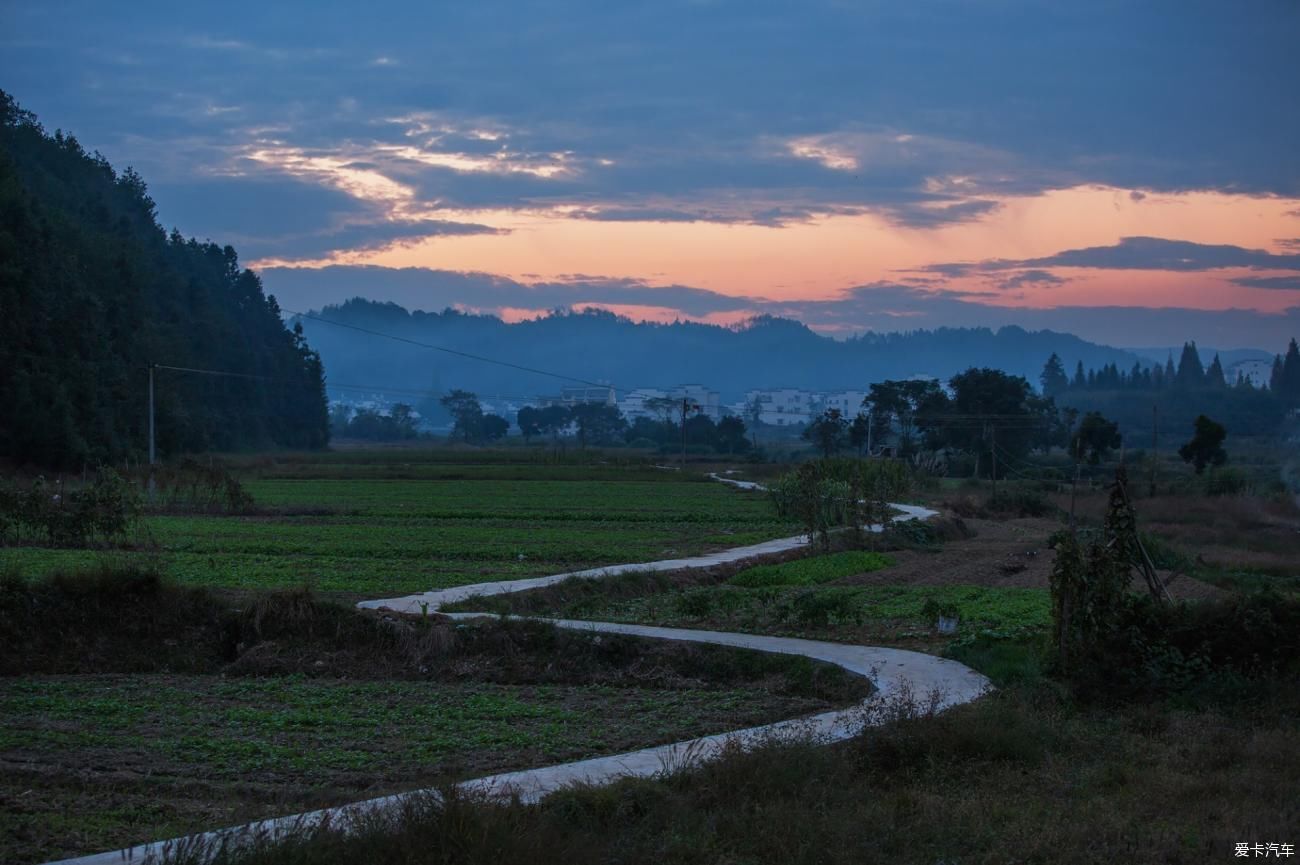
top-left (47, 480), bottom-right (987, 865)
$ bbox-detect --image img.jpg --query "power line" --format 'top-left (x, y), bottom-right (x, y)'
top-left (151, 364), bottom-right (545, 403)
top-left (282, 309), bottom-right (624, 393)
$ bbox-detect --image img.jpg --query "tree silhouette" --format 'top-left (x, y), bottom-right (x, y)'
top-left (1071, 411), bottom-right (1121, 464)
top-left (1040, 353), bottom-right (1069, 397)
top-left (803, 409), bottom-right (849, 457)
top-left (1179, 415), bottom-right (1228, 474)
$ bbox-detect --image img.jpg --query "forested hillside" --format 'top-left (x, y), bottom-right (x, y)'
top-left (1042, 341), bottom-right (1299, 440)
top-left (0, 92), bottom-right (328, 468)
top-left (295, 299), bottom-right (1144, 401)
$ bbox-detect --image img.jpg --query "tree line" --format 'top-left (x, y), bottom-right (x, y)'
top-left (1037, 340), bottom-right (1296, 441)
top-left (336, 389), bottom-right (752, 455)
top-left (803, 363), bottom-right (1244, 478)
top-left (0, 91), bottom-right (329, 469)
top-left (1039, 339), bottom-right (1300, 399)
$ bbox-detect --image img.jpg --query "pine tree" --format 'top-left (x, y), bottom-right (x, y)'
top-left (1271, 355), bottom-right (1285, 392)
top-left (1205, 353), bottom-right (1226, 388)
top-left (1072, 361), bottom-right (1086, 389)
top-left (1040, 353), bottom-right (1069, 397)
top-left (1164, 355), bottom-right (1176, 385)
top-left (1175, 342), bottom-right (1205, 388)
top-left (1282, 338), bottom-right (1300, 402)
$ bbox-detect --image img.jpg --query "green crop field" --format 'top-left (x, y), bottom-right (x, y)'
top-left (0, 669), bottom-right (841, 863)
top-left (507, 579), bottom-right (1051, 640)
top-left (3, 458), bottom-right (796, 596)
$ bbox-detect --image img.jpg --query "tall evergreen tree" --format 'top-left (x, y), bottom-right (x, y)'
top-left (1271, 355), bottom-right (1286, 393)
top-left (1072, 360), bottom-right (1087, 389)
top-left (1205, 354), bottom-right (1226, 388)
top-left (1164, 355), bottom-right (1177, 386)
top-left (1175, 342), bottom-right (1205, 388)
top-left (1282, 339), bottom-right (1300, 403)
top-left (1040, 353), bottom-right (1069, 397)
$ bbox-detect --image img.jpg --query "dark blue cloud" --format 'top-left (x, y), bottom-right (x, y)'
top-left (1231, 275), bottom-right (1300, 291)
top-left (150, 177), bottom-right (501, 258)
top-left (997, 269), bottom-right (1069, 290)
top-left (912, 237), bottom-right (1300, 282)
top-left (1012, 236), bottom-right (1300, 272)
top-left (3, 0), bottom-right (1295, 240)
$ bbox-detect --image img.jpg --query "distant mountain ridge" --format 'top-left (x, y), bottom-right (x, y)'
top-left (296, 299), bottom-right (1147, 401)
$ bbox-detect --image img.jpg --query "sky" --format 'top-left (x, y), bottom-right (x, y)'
top-left (3, 0), bottom-right (1299, 350)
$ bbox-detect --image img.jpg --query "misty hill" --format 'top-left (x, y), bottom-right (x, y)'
top-left (296, 298), bottom-right (1145, 402)
top-left (0, 92), bottom-right (329, 467)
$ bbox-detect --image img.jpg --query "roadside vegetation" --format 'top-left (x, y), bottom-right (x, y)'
top-left (157, 681), bottom-right (1300, 865)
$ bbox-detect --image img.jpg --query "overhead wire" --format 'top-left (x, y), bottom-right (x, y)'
top-left (281, 309), bottom-right (625, 393)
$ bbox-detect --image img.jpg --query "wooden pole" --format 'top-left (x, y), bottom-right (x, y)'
top-left (1149, 404), bottom-right (1158, 497)
top-left (990, 424), bottom-right (997, 500)
top-left (1069, 435), bottom-right (1081, 531)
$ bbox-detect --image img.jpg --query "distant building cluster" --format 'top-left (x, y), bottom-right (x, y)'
top-left (739, 388), bottom-right (868, 426)
top-left (535, 386), bottom-right (618, 409)
top-left (536, 383), bottom-right (869, 427)
top-left (619, 385), bottom-right (724, 421)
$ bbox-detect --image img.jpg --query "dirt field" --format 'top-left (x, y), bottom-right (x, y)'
top-left (841, 515), bottom-right (1227, 601)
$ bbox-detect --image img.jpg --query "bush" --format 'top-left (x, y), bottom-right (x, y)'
top-left (769, 458), bottom-right (913, 547)
top-left (788, 589), bottom-right (862, 627)
top-left (674, 590), bottom-right (715, 618)
top-left (0, 469), bottom-right (142, 547)
top-left (1203, 466), bottom-right (1249, 497)
top-left (988, 489), bottom-right (1059, 518)
top-left (0, 563), bottom-right (231, 674)
top-left (729, 551), bottom-right (892, 587)
top-left (140, 458), bottom-right (255, 512)
top-left (1075, 593), bottom-right (1300, 704)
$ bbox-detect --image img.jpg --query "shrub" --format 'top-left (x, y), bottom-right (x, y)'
top-left (1203, 466), bottom-right (1249, 497)
top-left (987, 489), bottom-right (1059, 518)
top-left (1081, 593), bottom-right (1300, 704)
top-left (769, 457), bottom-right (913, 547)
top-left (788, 589), bottom-right (862, 627)
top-left (141, 458), bottom-right (254, 512)
top-left (729, 551), bottom-right (892, 588)
top-left (0, 469), bottom-right (142, 547)
top-left (674, 590), bottom-right (715, 619)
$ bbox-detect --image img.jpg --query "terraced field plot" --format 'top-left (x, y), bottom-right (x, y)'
top-left (0, 668), bottom-right (847, 864)
top-left (5, 463), bottom-right (796, 596)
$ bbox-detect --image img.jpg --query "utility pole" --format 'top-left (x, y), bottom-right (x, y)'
top-left (1149, 404), bottom-right (1158, 497)
top-left (1069, 434), bottom-right (1081, 531)
top-left (990, 424), bottom-right (997, 500)
top-left (147, 364), bottom-right (157, 500)
top-left (866, 410), bottom-right (873, 457)
top-left (148, 364), bottom-right (156, 467)
top-left (678, 397), bottom-right (698, 470)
